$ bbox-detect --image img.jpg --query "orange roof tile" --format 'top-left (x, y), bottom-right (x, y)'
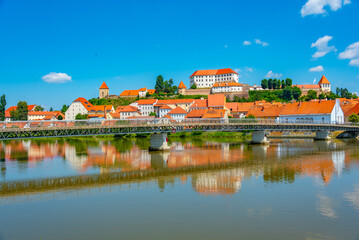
top-left (178, 81), bottom-right (187, 89)
top-left (167, 106), bottom-right (187, 115)
top-left (236, 102), bottom-right (256, 112)
top-left (318, 75), bottom-right (330, 84)
top-left (117, 105), bottom-right (140, 113)
top-left (136, 99), bottom-right (158, 105)
top-left (208, 94), bottom-right (226, 107)
top-left (170, 99), bottom-right (195, 104)
top-left (295, 84), bottom-right (320, 89)
top-left (139, 87), bottom-right (147, 91)
top-left (279, 100), bottom-right (335, 116)
top-left (99, 82), bottom-right (109, 89)
top-left (5, 104), bottom-right (36, 118)
top-left (212, 82), bottom-right (242, 88)
top-left (160, 105), bottom-right (172, 110)
top-left (93, 105), bottom-right (113, 112)
top-left (247, 105), bottom-right (285, 118)
top-left (225, 102), bottom-right (239, 111)
top-left (186, 109), bottom-right (207, 118)
top-left (191, 99), bottom-right (208, 108)
top-left (202, 109), bottom-right (226, 118)
top-left (120, 90), bottom-right (139, 97)
top-left (147, 89), bottom-right (156, 94)
top-left (190, 68), bottom-right (237, 78)
top-left (344, 103), bottom-right (359, 116)
top-left (108, 112), bottom-right (122, 119)
top-left (74, 97), bottom-right (96, 112)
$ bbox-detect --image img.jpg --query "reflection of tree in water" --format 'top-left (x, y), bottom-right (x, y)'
top-left (263, 164), bottom-right (300, 184)
top-left (135, 138), bottom-right (150, 150)
top-left (112, 139), bottom-right (133, 153)
top-left (65, 138), bottom-right (100, 157)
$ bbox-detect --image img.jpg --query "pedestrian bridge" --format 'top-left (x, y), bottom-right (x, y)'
top-left (0, 119), bottom-right (359, 145)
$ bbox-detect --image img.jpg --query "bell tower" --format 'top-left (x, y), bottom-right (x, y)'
top-left (99, 82), bottom-right (109, 99)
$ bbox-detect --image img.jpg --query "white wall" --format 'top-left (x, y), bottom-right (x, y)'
top-left (65, 102), bottom-right (88, 120)
top-left (190, 73), bottom-right (239, 88)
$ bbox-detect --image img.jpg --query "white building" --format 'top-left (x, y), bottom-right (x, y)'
top-left (189, 68), bottom-right (239, 89)
top-left (167, 107), bottom-right (187, 122)
top-left (211, 82), bottom-right (243, 93)
top-left (279, 99), bottom-right (344, 124)
top-left (65, 97), bottom-right (94, 120)
top-left (130, 99), bottom-right (157, 116)
top-left (159, 105), bottom-right (172, 118)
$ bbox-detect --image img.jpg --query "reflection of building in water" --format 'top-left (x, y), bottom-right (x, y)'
top-left (65, 145), bottom-right (89, 171)
top-left (192, 169), bottom-right (245, 196)
top-left (332, 150), bottom-right (345, 176)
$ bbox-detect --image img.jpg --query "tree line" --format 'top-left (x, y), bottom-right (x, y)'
top-left (155, 75), bottom-right (178, 95)
top-left (261, 78), bottom-right (293, 90)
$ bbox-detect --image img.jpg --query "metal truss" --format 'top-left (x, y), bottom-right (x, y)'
top-left (1, 122), bottom-right (359, 140)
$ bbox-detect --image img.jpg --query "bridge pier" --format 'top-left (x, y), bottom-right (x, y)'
top-left (149, 133), bottom-right (170, 151)
top-left (314, 131), bottom-right (331, 140)
top-left (251, 130), bottom-right (269, 144)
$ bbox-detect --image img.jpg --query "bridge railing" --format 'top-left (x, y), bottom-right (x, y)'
top-left (0, 118), bottom-right (357, 130)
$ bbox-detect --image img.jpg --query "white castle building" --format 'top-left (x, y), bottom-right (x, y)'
top-left (189, 68), bottom-right (239, 88)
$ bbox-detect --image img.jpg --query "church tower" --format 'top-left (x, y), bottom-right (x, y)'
top-left (99, 82), bottom-right (109, 99)
top-left (178, 81), bottom-right (187, 95)
top-left (318, 75), bottom-right (331, 92)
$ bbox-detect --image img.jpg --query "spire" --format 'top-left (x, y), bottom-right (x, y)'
top-left (99, 81), bottom-right (109, 89)
top-left (318, 76), bottom-right (330, 85)
top-left (178, 81), bottom-right (187, 89)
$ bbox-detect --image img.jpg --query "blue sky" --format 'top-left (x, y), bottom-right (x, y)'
top-left (0, 0), bottom-right (358, 109)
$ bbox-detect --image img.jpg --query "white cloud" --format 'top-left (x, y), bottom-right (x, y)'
top-left (338, 42), bottom-right (359, 67)
top-left (255, 39), bottom-right (269, 47)
top-left (42, 72), bottom-right (72, 84)
top-left (311, 35), bottom-right (336, 59)
top-left (344, 186), bottom-right (359, 210)
top-left (309, 65), bottom-right (324, 72)
top-left (265, 71), bottom-right (282, 78)
top-left (235, 67), bottom-right (253, 73)
top-left (234, 68), bottom-right (241, 73)
top-left (301, 0), bottom-right (351, 17)
top-left (243, 40), bottom-right (252, 46)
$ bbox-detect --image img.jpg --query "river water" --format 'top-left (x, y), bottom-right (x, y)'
top-left (0, 137), bottom-right (359, 240)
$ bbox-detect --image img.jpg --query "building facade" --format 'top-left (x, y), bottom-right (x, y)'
top-left (189, 68), bottom-right (239, 89)
top-left (211, 82), bottom-right (243, 93)
top-left (99, 82), bottom-right (109, 99)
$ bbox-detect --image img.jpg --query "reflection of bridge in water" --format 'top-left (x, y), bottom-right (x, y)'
top-left (1, 139), bottom-right (355, 201)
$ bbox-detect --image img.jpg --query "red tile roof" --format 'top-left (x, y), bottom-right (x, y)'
top-left (208, 94), bottom-right (226, 107)
top-left (343, 103), bottom-right (359, 116)
top-left (99, 82), bottom-right (109, 89)
top-left (186, 109), bottom-right (207, 118)
top-left (135, 99), bottom-right (158, 105)
top-left (74, 97), bottom-right (96, 111)
top-left (247, 105), bottom-right (285, 118)
top-left (178, 81), bottom-right (187, 89)
top-left (160, 105), bottom-right (172, 110)
top-left (167, 106), bottom-right (187, 115)
top-left (120, 90), bottom-right (140, 97)
top-left (93, 105), bottom-right (114, 112)
top-left (295, 84), bottom-right (320, 89)
top-left (117, 105), bottom-right (140, 113)
top-left (191, 99), bottom-right (208, 109)
top-left (190, 68), bottom-right (237, 78)
top-left (5, 104), bottom-right (36, 118)
top-left (279, 100), bottom-right (335, 116)
top-left (212, 82), bottom-right (242, 88)
top-left (202, 109), bottom-right (226, 119)
top-left (318, 75), bottom-right (330, 84)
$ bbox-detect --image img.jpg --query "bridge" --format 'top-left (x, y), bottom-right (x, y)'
top-left (1, 119), bottom-right (359, 147)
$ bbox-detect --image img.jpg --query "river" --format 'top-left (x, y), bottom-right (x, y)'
top-left (0, 137), bottom-right (359, 240)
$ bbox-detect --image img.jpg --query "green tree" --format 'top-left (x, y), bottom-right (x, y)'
top-left (75, 113), bottom-right (88, 120)
top-left (61, 105), bottom-right (69, 114)
top-left (57, 115), bottom-right (63, 120)
top-left (245, 114), bottom-right (255, 119)
top-left (49, 107), bottom-right (53, 111)
top-left (281, 80), bottom-right (286, 89)
top-left (34, 105), bottom-right (44, 111)
top-left (282, 87), bottom-right (293, 101)
top-left (268, 79), bottom-right (273, 89)
top-left (285, 78), bottom-right (292, 87)
top-left (11, 101), bottom-right (28, 121)
top-left (292, 86), bottom-right (302, 100)
top-left (261, 79), bottom-right (268, 89)
top-left (191, 84), bottom-right (197, 89)
top-left (306, 90), bottom-right (318, 101)
top-left (0, 94), bottom-right (6, 121)
top-left (349, 113), bottom-right (359, 123)
top-left (318, 93), bottom-right (326, 100)
top-left (273, 79), bottom-right (278, 89)
top-left (149, 112), bottom-right (156, 117)
top-left (155, 75), bottom-right (164, 93)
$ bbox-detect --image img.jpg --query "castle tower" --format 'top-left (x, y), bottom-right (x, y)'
top-left (318, 75), bottom-right (331, 92)
top-left (99, 82), bottom-right (109, 99)
top-left (178, 81), bottom-right (187, 95)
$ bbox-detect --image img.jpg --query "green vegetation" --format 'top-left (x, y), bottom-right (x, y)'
top-left (149, 112), bottom-right (156, 116)
top-left (336, 87), bottom-right (358, 99)
top-left (10, 101), bottom-right (28, 121)
top-left (191, 84), bottom-right (197, 89)
top-left (57, 115), bottom-right (63, 120)
top-left (75, 113), bottom-right (88, 120)
top-left (154, 75), bottom-right (177, 94)
top-left (61, 104), bottom-right (69, 114)
top-left (349, 113), bottom-right (359, 123)
top-left (262, 78), bottom-right (292, 90)
top-left (0, 94), bottom-right (6, 121)
top-left (242, 86), bottom-right (302, 102)
top-left (34, 105), bottom-right (44, 111)
top-left (168, 131), bottom-right (251, 141)
top-left (88, 98), bottom-right (137, 108)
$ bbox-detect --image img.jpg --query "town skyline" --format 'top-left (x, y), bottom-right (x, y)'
top-left (1, 0), bottom-right (359, 109)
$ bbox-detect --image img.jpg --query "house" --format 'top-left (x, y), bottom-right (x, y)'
top-left (278, 99), bottom-right (344, 124)
top-left (120, 87), bottom-right (156, 98)
top-left (190, 99), bottom-right (208, 110)
top-left (65, 97), bottom-right (115, 120)
top-left (208, 94), bottom-right (226, 110)
top-left (166, 106), bottom-right (187, 121)
top-left (246, 104), bottom-right (285, 120)
top-left (99, 82), bottom-right (109, 99)
top-left (189, 68), bottom-right (239, 88)
top-left (4, 104), bottom-right (37, 121)
top-left (202, 109), bottom-right (228, 119)
top-left (186, 109), bottom-right (208, 119)
top-left (295, 75), bottom-right (331, 95)
top-left (108, 105), bottom-right (141, 119)
top-left (28, 111), bottom-right (64, 121)
top-left (159, 105), bottom-right (172, 118)
top-left (211, 82), bottom-right (243, 93)
top-left (130, 99), bottom-right (158, 116)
